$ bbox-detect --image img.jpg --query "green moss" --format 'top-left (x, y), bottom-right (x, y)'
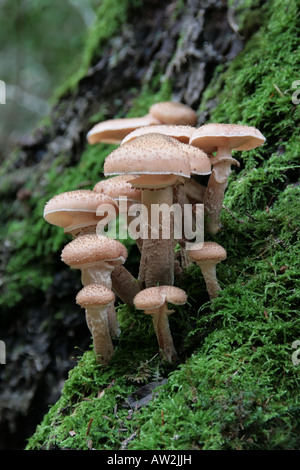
top-left (25, 0), bottom-right (300, 451)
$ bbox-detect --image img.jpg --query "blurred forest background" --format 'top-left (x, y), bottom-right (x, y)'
top-left (0, 0), bottom-right (98, 160)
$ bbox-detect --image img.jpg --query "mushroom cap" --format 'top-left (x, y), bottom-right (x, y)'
top-left (129, 173), bottom-right (185, 190)
top-left (121, 124), bottom-right (195, 145)
top-left (87, 114), bottom-right (160, 145)
top-left (149, 101), bottom-right (197, 126)
top-left (188, 241), bottom-right (227, 263)
top-left (120, 126), bottom-right (210, 177)
top-left (43, 190), bottom-right (118, 233)
top-left (134, 285), bottom-right (187, 311)
top-left (93, 175), bottom-right (141, 202)
top-left (61, 234), bottom-right (128, 269)
top-left (76, 283), bottom-right (115, 308)
top-left (190, 123), bottom-right (266, 154)
top-left (187, 145), bottom-right (211, 175)
top-left (104, 133), bottom-right (192, 178)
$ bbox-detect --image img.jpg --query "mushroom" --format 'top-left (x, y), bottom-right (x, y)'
top-left (104, 132), bottom-right (198, 288)
top-left (121, 124), bottom-right (210, 205)
top-left (76, 283), bottom-right (115, 364)
top-left (61, 234), bottom-right (128, 337)
top-left (43, 189), bottom-right (118, 237)
top-left (121, 126), bottom-right (211, 271)
top-left (149, 101), bottom-right (198, 126)
top-left (187, 241), bottom-right (227, 299)
top-left (133, 285), bottom-right (187, 362)
top-left (190, 123), bottom-right (266, 234)
top-left (87, 114), bottom-right (160, 145)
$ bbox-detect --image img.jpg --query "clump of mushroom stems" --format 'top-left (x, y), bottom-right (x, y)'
top-left (138, 183), bottom-right (175, 288)
top-left (42, 112), bottom-right (266, 367)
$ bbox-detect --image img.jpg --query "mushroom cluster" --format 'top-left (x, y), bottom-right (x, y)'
top-left (43, 101), bottom-right (265, 364)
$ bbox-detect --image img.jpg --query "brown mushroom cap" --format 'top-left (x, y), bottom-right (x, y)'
top-left (121, 124), bottom-right (195, 145)
top-left (134, 285), bottom-right (187, 311)
top-left (93, 175), bottom-right (141, 202)
top-left (121, 127), bottom-right (210, 177)
top-left (149, 101), bottom-right (197, 126)
top-left (190, 123), bottom-right (266, 154)
top-left (187, 145), bottom-right (211, 175)
top-left (188, 241), bottom-right (227, 263)
top-left (87, 114), bottom-right (160, 145)
top-left (104, 133), bottom-right (192, 178)
top-left (43, 190), bottom-right (118, 233)
top-left (76, 283), bottom-right (115, 309)
top-left (61, 234), bottom-right (127, 269)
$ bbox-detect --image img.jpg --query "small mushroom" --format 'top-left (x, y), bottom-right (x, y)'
top-left (87, 114), bottom-right (160, 145)
top-left (187, 241), bottom-right (227, 299)
top-left (61, 234), bottom-right (128, 337)
top-left (190, 123), bottom-right (266, 234)
top-left (133, 286), bottom-right (187, 362)
top-left (43, 189), bottom-right (118, 237)
top-left (149, 101), bottom-right (197, 126)
top-left (76, 283), bottom-right (115, 364)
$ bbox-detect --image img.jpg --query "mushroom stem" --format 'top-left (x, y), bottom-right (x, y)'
top-left (81, 263), bottom-right (120, 337)
top-left (146, 303), bottom-right (177, 362)
top-left (203, 146), bottom-right (239, 235)
top-left (85, 305), bottom-right (114, 364)
top-left (81, 263), bottom-right (114, 287)
top-left (197, 261), bottom-right (222, 299)
top-left (173, 184), bottom-right (195, 270)
top-left (183, 178), bottom-right (207, 204)
top-left (111, 264), bottom-right (141, 305)
top-left (139, 186), bottom-right (175, 288)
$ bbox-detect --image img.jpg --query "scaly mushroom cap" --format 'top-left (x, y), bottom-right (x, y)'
top-left (190, 123), bottom-right (266, 154)
top-left (121, 126), bottom-right (210, 177)
top-left (134, 285), bottom-right (187, 311)
top-left (61, 234), bottom-right (127, 269)
top-left (93, 175), bottom-right (141, 202)
top-left (87, 114), bottom-right (160, 145)
top-left (188, 241), bottom-right (227, 263)
top-left (76, 283), bottom-right (115, 309)
top-left (149, 101), bottom-right (197, 126)
top-left (187, 145), bottom-right (211, 175)
top-left (104, 133), bottom-right (192, 178)
top-left (43, 190), bottom-right (118, 233)
top-left (121, 124), bottom-right (195, 145)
